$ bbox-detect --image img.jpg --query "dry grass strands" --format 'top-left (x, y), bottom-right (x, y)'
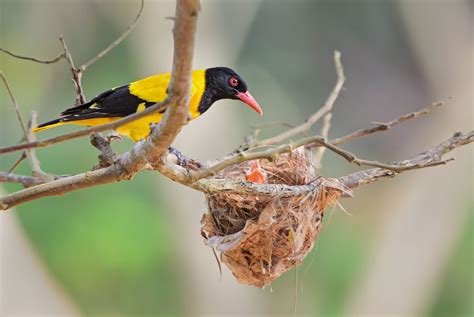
top-left (201, 150), bottom-right (349, 287)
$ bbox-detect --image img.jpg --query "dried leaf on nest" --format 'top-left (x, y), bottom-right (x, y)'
top-left (200, 150), bottom-right (350, 288)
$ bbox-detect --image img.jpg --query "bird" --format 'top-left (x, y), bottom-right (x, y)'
top-left (33, 67), bottom-right (262, 142)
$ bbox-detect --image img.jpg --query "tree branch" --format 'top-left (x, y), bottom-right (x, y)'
top-left (0, 172), bottom-right (43, 187)
top-left (0, 71), bottom-right (52, 180)
top-left (329, 99), bottom-right (448, 146)
top-left (0, 47), bottom-right (65, 64)
top-left (0, 71), bottom-right (29, 137)
top-left (59, 35), bottom-right (86, 105)
top-left (309, 112), bottom-right (333, 168)
top-left (338, 131), bottom-right (473, 189)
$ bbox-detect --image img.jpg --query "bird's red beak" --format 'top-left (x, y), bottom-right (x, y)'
top-left (236, 91), bottom-right (263, 116)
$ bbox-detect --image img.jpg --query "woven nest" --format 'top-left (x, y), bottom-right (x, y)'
top-left (200, 150), bottom-right (349, 288)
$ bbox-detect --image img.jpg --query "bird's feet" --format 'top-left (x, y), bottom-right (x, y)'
top-left (106, 132), bottom-right (123, 143)
top-left (167, 147), bottom-right (202, 169)
top-left (168, 147), bottom-right (189, 166)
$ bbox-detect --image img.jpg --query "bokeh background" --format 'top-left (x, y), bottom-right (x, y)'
top-left (1, 0), bottom-right (472, 316)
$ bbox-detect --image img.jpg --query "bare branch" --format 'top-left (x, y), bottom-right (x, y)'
top-left (80, 0), bottom-right (145, 72)
top-left (188, 129), bottom-right (455, 183)
top-left (1, 127), bottom-right (471, 210)
top-left (0, 166), bottom-right (126, 209)
top-left (0, 172), bottom-right (43, 187)
top-left (0, 47), bottom-right (65, 64)
top-left (26, 112), bottom-right (54, 180)
top-left (329, 99), bottom-right (448, 146)
top-left (0, 71), bottom-right (29, 137)
top-left (309, 112), bottom-right (332, 168)
top-left (59, 35), bottom-right (86, 105)
top-left (338, 131), bottom-right (473, 188)
top-left (253, 50), bottom-right (345, 147)
top-left (7, 152), bottom-right (27, 173)
top-left (0, 72), bottom-right (52, 180)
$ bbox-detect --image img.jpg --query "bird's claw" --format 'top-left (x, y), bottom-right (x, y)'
top-left (168, 147), bottom-right (188, 166)
top-left (106, 133), bottom-right (122, 142)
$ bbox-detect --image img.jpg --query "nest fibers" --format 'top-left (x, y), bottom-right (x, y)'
top-left (201, 150), bottom-right (350, 288)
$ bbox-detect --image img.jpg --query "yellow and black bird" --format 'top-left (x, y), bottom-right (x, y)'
top-left (33, 67), bottom-right (262, 141)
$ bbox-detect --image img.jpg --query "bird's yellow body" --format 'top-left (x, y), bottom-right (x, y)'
top-left (34, 67), bottom-right (262, 141)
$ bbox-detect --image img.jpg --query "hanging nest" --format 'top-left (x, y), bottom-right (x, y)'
top-left (200, 150), bottom-right (350, 288)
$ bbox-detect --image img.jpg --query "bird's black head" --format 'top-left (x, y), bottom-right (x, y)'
top-left (198, 67), bottom-right (262, 115)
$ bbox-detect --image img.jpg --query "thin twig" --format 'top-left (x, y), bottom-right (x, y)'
top-left (189, 133), bottom-right (425, 182)
top-left (27, 112), bottom-right (53, 180)
top-left (253, 50), bottom-right (345, 147)
top-left (0, 47), bottom-right (65, 64)
top-left (0, 72), bottom-right (52, 180)
top-left (0, 172), bottom-right (43, 187)
top-left (338, 131), bottom-right (473, 189)
top-left (0, 71), bottom-right (29, 137)
top-left (329, 100), bottom-right (448, 146)
top-left (59, 35), bottom-right (86, 105)
top-left (309, 112), bottom-right (332, 168)
top-left (80, 0), bottom-right (145, 72)
top-left (7, 152), bottom-right (27, 173)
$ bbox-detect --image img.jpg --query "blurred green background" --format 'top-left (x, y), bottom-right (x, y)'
top-left (1, 0), bottom-right (472, 316)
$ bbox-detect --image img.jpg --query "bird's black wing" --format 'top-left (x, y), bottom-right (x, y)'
top-left (60, 85), bottom-right (155, 121)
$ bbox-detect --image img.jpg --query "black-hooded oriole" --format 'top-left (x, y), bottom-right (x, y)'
top-left (33, 67), bottom-right (262, 141)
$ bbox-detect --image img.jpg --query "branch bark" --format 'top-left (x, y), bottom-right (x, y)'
top-left (4, 130), bottom-right (469, 210)
top-left (338, 131), bottom-right (473, 188)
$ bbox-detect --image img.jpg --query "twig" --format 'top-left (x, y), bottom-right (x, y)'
top-left (252, 50), bottom-right (345, 147)
top-left (188, 132), bottom-right (437, 182)
top-left (0, 172), bottom-right (43, 187)
top-left (0, 71), bottom-right (52, 180)
top-left (329, 100), bottom-right (448, 146)
top-left (7, 152), bottom-right (27, 173)
top-left (0, 47), bottom-right (65, 64)
top-left (309, 112), bottom-right (332, 168)
top-left (80, 0), bottom-right (145, 72)
top-left (59, 35), bottom-right (86, 105)
top-left (0, 71), bottom-right (29, 137)
top-left (338, 131), bottom-right (473, 188)
top-left (26, 112), bottom-right (53, 180)
top-left (189, 131), bottom-right (472, 195)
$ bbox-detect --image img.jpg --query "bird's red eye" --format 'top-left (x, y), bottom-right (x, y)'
top-left (229, 77), bottom-right (239, 87)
